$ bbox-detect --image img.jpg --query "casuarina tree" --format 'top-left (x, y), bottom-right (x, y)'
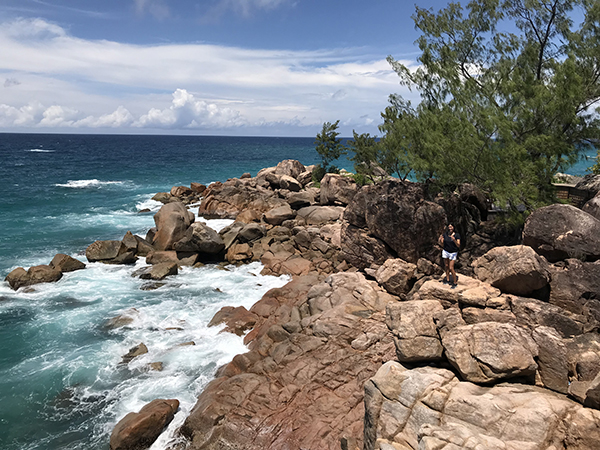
top-left (362, 0), bottom-right (600, 212)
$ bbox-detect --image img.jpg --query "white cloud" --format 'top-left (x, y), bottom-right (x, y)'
top-left (136, 89), bottom-right (244, 129)
top-left (0, 17), bottom-right (417, 135)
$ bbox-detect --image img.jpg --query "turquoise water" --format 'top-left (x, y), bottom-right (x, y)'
top-left (0, 133), bottom-right (594, 449)
top-left (0, 133), bottom-right (331, 450)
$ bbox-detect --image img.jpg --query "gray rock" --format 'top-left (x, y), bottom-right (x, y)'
top-left (522, 204), bottom-right (600, 262)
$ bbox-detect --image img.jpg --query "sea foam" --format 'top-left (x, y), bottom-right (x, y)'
top-left (55, 179), bottom-right (125, 189)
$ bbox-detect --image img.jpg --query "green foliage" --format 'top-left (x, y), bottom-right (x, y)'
top-left (313, 120), bottom-right (347, 182)
top-left (358, 0), bottom-right (600, 212)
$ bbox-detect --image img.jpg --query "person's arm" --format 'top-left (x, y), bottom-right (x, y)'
top-left (438, 234), bottom-right (444, 247)
top-left (453, 234), bottom-right (461, 248)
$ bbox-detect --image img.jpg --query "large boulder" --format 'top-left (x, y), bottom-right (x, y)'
top-left (441, 322), bottom-right (538, 383)
top-left (173, 222), bottom-right (225, 254)
top-left (86, 240), bottom-right (123, 262)
top-left (5, 265), bottom-right (63, 290)
top-left (472, 245), bottom-right (550, 296)
top-left (364, 362), bottom-right (600, 450)
top-left (198, 179), bottom-right (286, 219)
top-left (109, 399), bottom-right (179, 450)
top-left (263, 204), bottom-right (295, 225)
top-left (296, 206), bottom-right (344, 225)
top-left (375, 258), bottom-right (417, 296)
top-left (152, 202), bottom-right (195, 251)
top-left (341, 179), bottom-right (446, 267)
top-left (548, 259), bottom-right (600, 321)
top-left (274, 159), bottom-right (306, 179)
top-left (386, 300), bottom-right (444, 362)
top-left (583, 191), bottom-right (600, 220)
top-left (320, 173), bottom-right (358, 206)
top-left (575, 173), bottom-right (600, 197)
top-left (49, 254), bottom-right (86, 272)
top-left (181, 273), bottom-right (396, 450)
top-left (522, 204), bottom-right (600, 262)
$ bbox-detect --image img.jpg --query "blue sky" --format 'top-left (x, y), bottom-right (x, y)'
top-left (0, 0), bottom-right (450, 136)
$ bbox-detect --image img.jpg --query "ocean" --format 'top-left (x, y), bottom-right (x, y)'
top-left (0, 133), bottom-right (595, 450)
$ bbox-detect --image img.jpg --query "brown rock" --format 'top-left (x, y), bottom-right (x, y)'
top-left (146, 251), bottom-right (198, 266)
top-left (472, 245), bottom-right (550, 296)
top-left (208, 306), bottom-right (259, 336)
top-left (263, 204), bottom-right (295, 225)
top-left (441, 322), bottom-right (538, 383)
top-left (5, 267), bottom-right (31, 290)
top-left (375, 258), bottom-right (417, 296)
top-left (121, 343), bottom-right (148, 364)
top-left (386, 300), bottom-right (444, 362)
top-left (86, 240), bottom-right (122, 262)
top-left (49, 254), bottom-right (86, 272)
top-left (152, 202), bottom-right (195, 251)
top-left (190, 182), bottom-right (207, 194)
top-left (296, 205), bottom-right (344, 225)
top-left (364, 362), bottom-right (600, 450)
top-left (181, 272), bottom-right (396, 450)
top-left (171, 185), bottom-right (193, 197)
top-left (109, 399), bottom-right (179, 450)
top-left (320, 173), bottom-right (358, 206)
top-left (138, 262), bottom-right (178, 281)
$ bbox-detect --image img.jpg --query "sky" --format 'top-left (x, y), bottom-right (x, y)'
top-left (0, 0), bottom-right (451, 137)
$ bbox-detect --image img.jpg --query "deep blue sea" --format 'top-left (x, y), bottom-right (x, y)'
top-left (0, 133), bottom-right (595, 450)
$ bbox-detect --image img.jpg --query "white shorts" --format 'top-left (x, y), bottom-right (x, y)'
top-left (442, 250), bottom-right (457, 261)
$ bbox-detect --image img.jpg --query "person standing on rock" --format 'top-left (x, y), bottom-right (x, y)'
top-left (438, 224), bottom-right (460, 288)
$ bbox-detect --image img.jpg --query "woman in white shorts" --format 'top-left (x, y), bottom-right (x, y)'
top-left (438, 224), bottom-right (461, 288)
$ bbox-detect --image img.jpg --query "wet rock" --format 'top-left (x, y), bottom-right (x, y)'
top-left (121, 343), bottom-right (148, 364)
top-left (148, 362), bottom-right (163, 372)
top-left (5, 265), bottom-right (63, 290)
top-left (146, 251), bottom-right (198, 266)
top-left (86, 240), bottom-right (122, 262)
top-left (208, 306), bottom-right (259, 336)
top-left (138, 262), bottom-right (178, 281)
top-left (104, 309), bottom-right (139, 330)
top-left (109, 398), bottom-right (179, 450)
top-left (49, 254), bottom-right (86, 272)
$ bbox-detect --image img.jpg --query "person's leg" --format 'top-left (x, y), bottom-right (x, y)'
top-left (443, 257), bottom-right (450, 283)
top-left (449, 259), bottom-right (457, 285)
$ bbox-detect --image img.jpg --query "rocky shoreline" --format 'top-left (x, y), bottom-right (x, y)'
top-left (6, 160), bottom-right (600, 450)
